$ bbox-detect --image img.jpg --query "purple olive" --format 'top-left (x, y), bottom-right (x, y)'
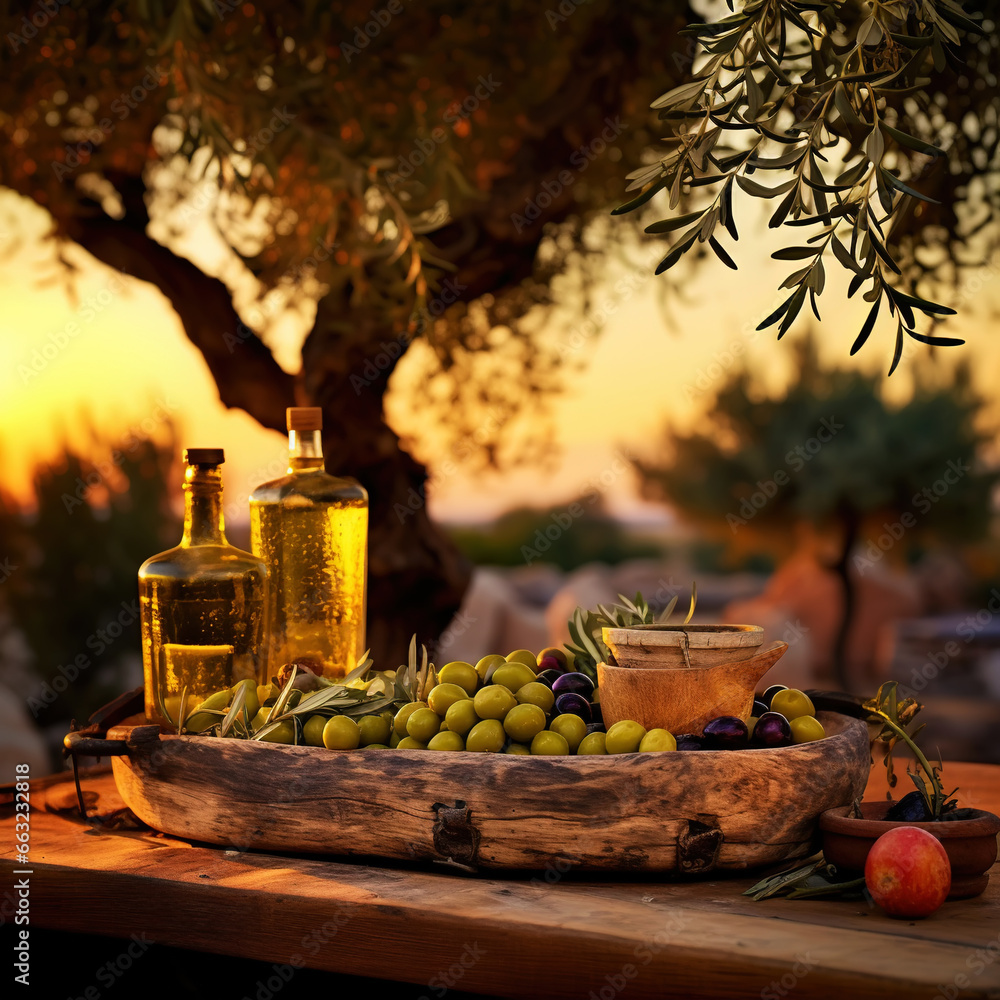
top-left (585, 721), bottom-right (606, 735)
top-left (702, 715), bottom-right (749, 750)
top-left (536, 651), bottom-right (569, 675)
top-left (675, 733), bottom-right (703, 751)
top-left (751, 711), bottom-right (792, 748)
top-left (535, 669), bottom-right (563, 689)
top-left (752, 698), bottom-right (769, 717)
top-left (552, 671), bottom-right (595, 699)
top-left (761, 684), bottom-right (788, 708)
top-left (554, 691), bottom-right (592, 722)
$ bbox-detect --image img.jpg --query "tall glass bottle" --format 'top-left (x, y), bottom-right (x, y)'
top-left (250, 407), bottom-right (368, 678)
top-left (139, 449), bottom-right (268, 728)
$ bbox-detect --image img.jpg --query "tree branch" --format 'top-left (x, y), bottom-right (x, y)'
top-left (66, 196), bottom-right (295, 433)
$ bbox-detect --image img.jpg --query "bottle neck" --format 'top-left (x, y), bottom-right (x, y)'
top-left (288, 429), bottom-right (325, 472)
top-left (181, 466), bottom-right (227, 546)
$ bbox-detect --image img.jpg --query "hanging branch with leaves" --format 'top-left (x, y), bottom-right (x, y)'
top-left (617, 0), bottom-right (985, 373)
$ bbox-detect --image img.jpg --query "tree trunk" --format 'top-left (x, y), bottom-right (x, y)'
top-left (301, 296), bottom-right (472, 669)
top-left (829, 508), bottom-right (861, 692)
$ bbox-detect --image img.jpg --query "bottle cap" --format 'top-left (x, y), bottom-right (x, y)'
top-left (287, 407), bottom-right (323, 432)
top-left (184, 448), bottom-right (225, 466)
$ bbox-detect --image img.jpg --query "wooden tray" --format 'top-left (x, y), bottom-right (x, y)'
top-left (103, 712), bottom-right (871, 874)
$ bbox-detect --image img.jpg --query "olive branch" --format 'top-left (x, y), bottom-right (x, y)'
top-left (617, 0), bottom-right (984, 373)
top-left (862, 680), bottom-right (957, 819)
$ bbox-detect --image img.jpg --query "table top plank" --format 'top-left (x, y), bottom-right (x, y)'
top-left (3, 770), bottom-right (999, 1000)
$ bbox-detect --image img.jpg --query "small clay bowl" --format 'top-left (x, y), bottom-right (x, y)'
top-left (820, 802), bottom-right (1000, 899)
top-left (597, 641), bottom-right (787, 735)
top-left (602, 623), bottom-right (765, 669)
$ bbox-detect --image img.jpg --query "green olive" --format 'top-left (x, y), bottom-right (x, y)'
top-left (503, 703), bottom-right (547, 743)
top-left (639, 729), bottom-right (677, 752)
top-left (466, 719), bottom-right (505, 753)
top-left (505, 649), bottom-right (538, 668)
top-left (492, 663), bottom-right (537, 692)
top-left (549, 714), bottom-right (587, 753)
top-left (530, 730), bottom-right (570, 755)
top-left (790, 716), bottom-right (825, 744)
top-left (393, 701), bottom-right (428, 737)
top-left (358, 714), bottom-right (392, 747)
top-left (427, 730), bottom-right (465, 752)
top-left (444, 700), bottom-right (480, 736)
top-left (473, 684), bottom-right (517, 721)
top-left (437, 661), bottom-right (479, 695)
top-left (323, 716), bottom-right (360, 750)
top-left (474, 654), bottom-right (506, 683)
top-left (396, 736), bottom-right (427, 750)
top-left (302, 714), bottom-right (327, 747)
top-left (406, 707), bottom-right (443, 743)
top-left (427, 683), bottom-right (471, 716)
top-left (577, 732), bottom-right (608, 755)
top-left (363, 743), bottom-right (390, 750)
top-left (258, 719), bottom-right (296, 744)
top-left (389, 730), bottom-right (403, 748)
top-left (229, 678), bottom-right (259, 720)
top-left (770, 689), bottom-right (815, 721)
top-left (605, 720), bottom-right (646, 754)
top-left (505, 743), bottom-right (531, 755)
top-left (516, 681), bottom-right (555, 714)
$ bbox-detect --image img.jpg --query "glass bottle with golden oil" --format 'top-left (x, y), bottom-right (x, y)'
top-left (138, 449), bottom-right (268, 728)
top-left (249, 407), bottom-right (368, 678)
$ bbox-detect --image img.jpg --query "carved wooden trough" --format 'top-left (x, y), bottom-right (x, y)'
top-left (105, 712), bottom-right (870, 874)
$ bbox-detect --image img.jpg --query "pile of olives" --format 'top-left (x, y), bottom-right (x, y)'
top-left (314, 648), bottom-right (678, 756)
top-left (182, 654), bottom-right (827, 756)
top-left (683, 685), bottom-right (826, 751)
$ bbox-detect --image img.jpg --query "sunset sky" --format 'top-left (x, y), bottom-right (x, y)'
top-left (2, 187), bottom-right (998, 526)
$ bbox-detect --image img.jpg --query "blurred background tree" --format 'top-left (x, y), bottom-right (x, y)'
top-left (634, 338), bottom-right (999, 688)
top-left (0, 427), bottom-right (178, 750)
top-left (0, 0), bottom-right (995, 667)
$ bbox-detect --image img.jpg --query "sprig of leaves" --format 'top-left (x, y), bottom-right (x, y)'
top-left (617, 0), bottom-right (981, 372)
top-left (862, 680), bottom-right (958, 819)
top-left (744, 859), bottom-right (867, 901)
top-left (565, 584), bottom-right (698, 678)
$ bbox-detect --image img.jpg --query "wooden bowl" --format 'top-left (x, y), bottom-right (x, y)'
top-left (106, 711), bottom-right (870, 874)
top-left (597, 641), bottom-right (788, 735)
top-left (602, 623), bottom-right (765, 669)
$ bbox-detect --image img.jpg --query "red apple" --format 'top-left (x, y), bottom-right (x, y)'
top-left (864, 826), bottom-right (951, 918)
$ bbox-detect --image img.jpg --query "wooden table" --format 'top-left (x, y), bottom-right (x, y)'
top-left (2, 764), bottom-right (998, 999)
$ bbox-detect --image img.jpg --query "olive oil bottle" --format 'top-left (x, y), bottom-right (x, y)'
top-left (250, 408), bottom-right (368, 678)
top-left (138, 449), bottom-right (268, 728)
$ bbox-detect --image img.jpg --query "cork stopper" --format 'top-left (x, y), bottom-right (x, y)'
top-left (184, 448), bottom-right (225, 466)
top-left (287, 407), bottom-right (323, 432)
